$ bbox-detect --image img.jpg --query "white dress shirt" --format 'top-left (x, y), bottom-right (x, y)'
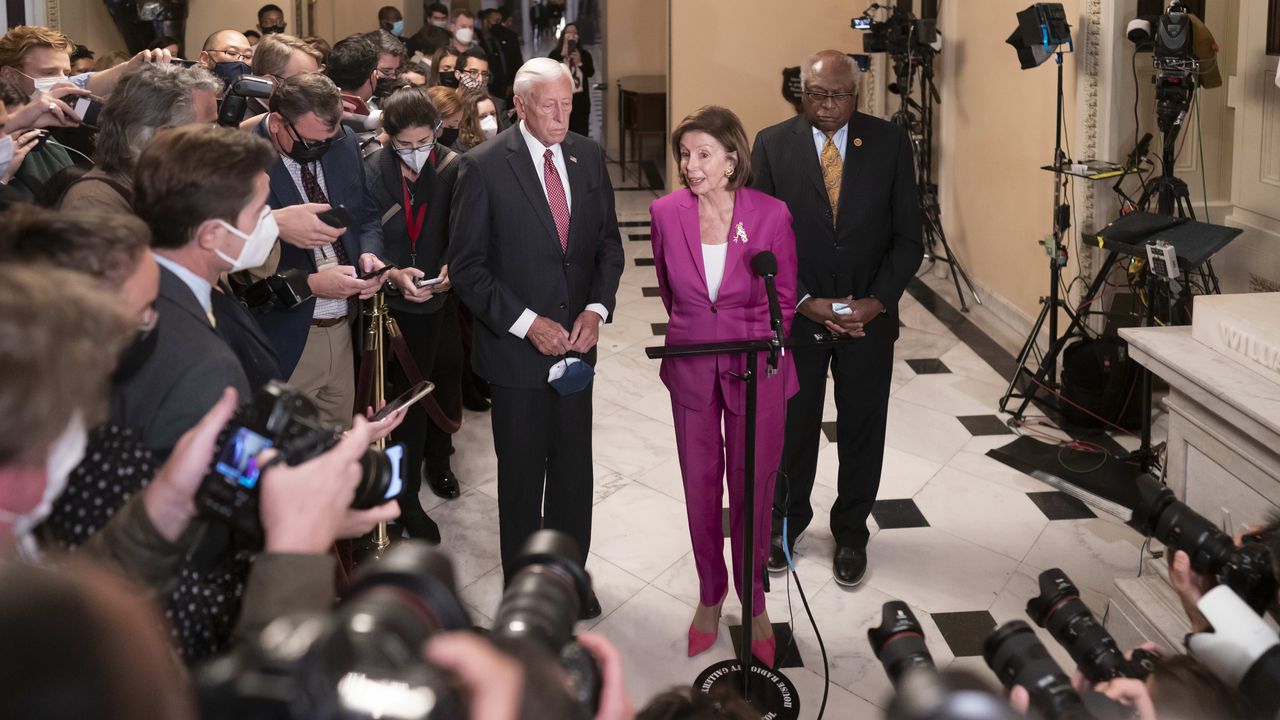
top-left (154, 252), bottom-right (214, 326)
top-left (280, 154), bottom-right (348, 320)
top-left (508, 120), bottom-right (608, 339)
top-left (702, 243), bottom-right (728, 303)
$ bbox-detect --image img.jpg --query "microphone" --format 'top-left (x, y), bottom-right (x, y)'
top-left (751, 251), bottom-right (784, 371)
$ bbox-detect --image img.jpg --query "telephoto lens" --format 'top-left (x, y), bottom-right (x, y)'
top-left (1027, 568), bottom-right (1155, 682)
top-left (1127, 473), bottom-right (1277, 613)
top-left (197, 540), bottom-right (473, 720)
top-left (868, 601), bottom-right (936, 687)
top-left (983, 620), bottom-right (1091, 720)
top-left (490, 530), bottom-right (601, 714)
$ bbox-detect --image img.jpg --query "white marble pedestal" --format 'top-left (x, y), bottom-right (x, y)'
top-left (1108, 326), bottom-right (1280, 646)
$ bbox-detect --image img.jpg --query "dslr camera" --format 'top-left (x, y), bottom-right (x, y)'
top-left (852, 3), bottom-right (938, 57)
top-left (1126, 473), bottom-right (1277, 614)
top-left (218, 74), bottom-right (275, 128)
top-left (198, 530), bottom-right (601, 720)
top-left (1027, 568), bottom-right (1156, 682)
top-left (195, 380), bottom-right (403, 543)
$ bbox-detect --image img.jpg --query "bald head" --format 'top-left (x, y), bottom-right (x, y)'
top-left (800, 49), bottom-right (859, 133)
top-left (200, 30), bottom-right (252, 71)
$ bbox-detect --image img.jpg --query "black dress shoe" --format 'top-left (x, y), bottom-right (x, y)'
top-left (581, 589), bottom-right (602, 620)
top-left (767, 535), bottom-right (789, 575)
top-left (397, 507), bottom-right (441, 544)
top-left (422, 461), bottom-right (461, 499)
top-left (833, 546), bottom-right (867, 587)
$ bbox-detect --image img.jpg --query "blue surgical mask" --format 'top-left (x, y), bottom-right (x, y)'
top-left (391, 19), bottom-right (405, 36)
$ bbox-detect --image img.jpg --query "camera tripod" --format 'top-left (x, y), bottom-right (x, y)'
top-left (888, 42), bottom-right (981, 312)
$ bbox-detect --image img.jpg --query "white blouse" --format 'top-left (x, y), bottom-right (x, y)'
top-left (702, 243), bottom-right (728, 303)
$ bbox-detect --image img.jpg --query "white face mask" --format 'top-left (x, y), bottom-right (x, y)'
top-left (0, 136), bottom-right (13, 180)
top-left (479, 115), bottom-right (498, 139)
top-left (430, 18), bottom-right (448, 28)
top-left (397, 144), bottom-right (434, 173)
top-left (0, 412), bottom-right (87, 560)
top-left (215, 207), bottom-right (279, 272)
top-left (454, 27), bottom-right (475, 45)
top-left (25, 73), bottom-right (66, 98)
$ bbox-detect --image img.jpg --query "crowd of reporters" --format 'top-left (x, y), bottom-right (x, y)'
top-left (0, 7), bottom-right (1276, 720)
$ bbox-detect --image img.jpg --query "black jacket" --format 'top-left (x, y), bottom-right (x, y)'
top-left (448, 125), bottom-right (624, 389)
top-left (751, 112), bottom-right (922, 340)
top-left (363, 144), bottom-right (460, 315)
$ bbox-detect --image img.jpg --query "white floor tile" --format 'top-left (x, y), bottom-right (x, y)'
top-left (591, 482), bottom-right (692, 582)
top-left (1020, 518), bottom-right (1146, 596)
top-left (863, 527), bottom-right (1020, 614)
top-left (884, 398), bottom-right (971, 466)
top-left (914, 466), bottom-right (1049, 561)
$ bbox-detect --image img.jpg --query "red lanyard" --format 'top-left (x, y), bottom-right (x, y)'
top-left (401, 175), bottom-right (428, 258)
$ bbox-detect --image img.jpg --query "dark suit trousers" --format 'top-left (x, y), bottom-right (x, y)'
top-left (490, 382), bottom-right (593, 579)
top-left (387, 298), bottom-right (463, 513)
top-left (773, 316), bottom-right (895, 549)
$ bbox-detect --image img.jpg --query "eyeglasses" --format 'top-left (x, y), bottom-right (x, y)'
top-left (287, 121), bottom-right (337, 151)
top-left (376, 67), bottom-right (399, 78)
top-left (459, 68), bottom-right (492, 79)
top-left (803, 90), bottom-right (856, 105)
top-left (212, 48), bottom-right (250, 61)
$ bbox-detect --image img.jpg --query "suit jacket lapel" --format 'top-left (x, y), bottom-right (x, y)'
top-left (503, 128), bottom-right (560, 250)
top-left (675, 190), bottom-right (709, 298)
top-left (725, 187), bottom-right (755, 295)
top-left (562, 135), bottom-right (588, 250)
top-left (158, 266), bottom-right (219, 334)
top-left (790, 115), bottom-right (828, 206)
top-left (837, 113), bottom-right (868, 228)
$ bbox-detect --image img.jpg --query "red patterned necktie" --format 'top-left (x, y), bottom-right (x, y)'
top-left (299, 162), bottom-right (351, 266)
top-left (543, 148), bottom-right (570, 254)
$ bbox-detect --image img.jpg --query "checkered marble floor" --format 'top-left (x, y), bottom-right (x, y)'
top-left (419, 172), bottom-right (1162, 716)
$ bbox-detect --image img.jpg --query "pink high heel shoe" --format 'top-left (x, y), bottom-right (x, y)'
top-left (687, 592), bottom-right (727, 657)
top-left (751, 612), bottom-right (776, 668)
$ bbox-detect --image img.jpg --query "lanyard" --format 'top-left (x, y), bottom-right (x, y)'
top-left (401, 175), bottom-right (428, 262)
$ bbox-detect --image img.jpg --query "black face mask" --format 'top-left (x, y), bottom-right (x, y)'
top-left (262, 25), bottom-right (285, 35)
top-left (439, 71), bottom-right (459, 88)
top-left (284, 121), bottom-right (334, 164)
top-left (213, 60), bottom-right (250, 87)
top-left (437, 126), bottom-right (459, 147)
top-left (112, 324), bottom-right (159, 385)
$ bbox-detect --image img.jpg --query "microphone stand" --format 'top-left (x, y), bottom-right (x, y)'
top-left (646, 331), bottom-right (855, 711)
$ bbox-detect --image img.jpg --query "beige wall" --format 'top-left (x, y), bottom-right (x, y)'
top-left (602, 0), bottom-right (667, 158)
top-left (57, 1), bottom-right (128, 57)
top-left (934, 0), bottom-right (1082, 321)
top-left (183, 1), bottom-right (297, 57)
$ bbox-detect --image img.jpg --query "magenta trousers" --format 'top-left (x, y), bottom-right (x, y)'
top-left (672, 379), bottom-right (786, 610)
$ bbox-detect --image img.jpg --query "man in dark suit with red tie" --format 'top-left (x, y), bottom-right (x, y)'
top-left (450, 57), bottom-right (624, 618)
top-left (752, 50), bottom-right (923, 587)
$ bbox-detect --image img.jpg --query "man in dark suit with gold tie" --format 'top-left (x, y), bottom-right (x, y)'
top-left (752, 50), bottom-right (923, 587)
top-left (449, 57), bottom-right (624, 618)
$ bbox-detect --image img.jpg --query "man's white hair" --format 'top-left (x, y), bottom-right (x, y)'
top-left (799, 51), bottom-right (859, 89)
top-left (513, 57), bottom-right (572, 99)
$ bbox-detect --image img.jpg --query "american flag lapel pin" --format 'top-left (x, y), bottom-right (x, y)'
top-left (569, 155), bottom-right (578, 163)
top-left (733, 222), bottom-right (748, 244)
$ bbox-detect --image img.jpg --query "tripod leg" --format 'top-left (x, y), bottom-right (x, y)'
top-left (1001, 298), bottom-right (1053, 417)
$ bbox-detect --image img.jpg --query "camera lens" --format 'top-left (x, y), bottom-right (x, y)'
top-left (1027, 569), bottom-right (1147, 682)
top-left (492, 530), bottom-right (591, 652)
top-left (984, 620), bottom-right (1087, 720)
top-left (868, 601), bottom-right (935, 687)
top-left (350, 447), bottom-right (395, 510)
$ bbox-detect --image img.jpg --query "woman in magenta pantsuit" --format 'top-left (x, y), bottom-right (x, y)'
top-left (650, 106), bottom-right (798, 668)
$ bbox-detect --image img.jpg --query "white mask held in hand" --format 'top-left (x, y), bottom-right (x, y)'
top-left (0, 136), bottom-right (14, 179)
top-left (0, 412), bottom-right (87, 560)
top-left (480, 115), bottom-right (498, 139)
top-left (397, 144), bottom-right (434, 173)
top-left (454, 27), bottom-right (475, 45)
top-left (215, 207), bottom-right (279, 272)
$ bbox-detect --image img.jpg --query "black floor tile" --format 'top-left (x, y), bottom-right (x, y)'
top-left (629, 233), bottom-right (651, 242)
top-left (905, 358), bottom-right (951, 375)
top-left (906, 278), bottom-right (1018, 381)
top-left (1026, 491), bottom-right (1097, 520)
top-left (871, 499), bottom-right (930, 529)
top-left (729, 622), bottom-right (803, 669)
top-left (635, 257), bottom-right (655, 267)
top-left (651, 322), bottom-right (668, 336)
top-left (957, 415), bottom-right (1014, 436)
top-left (931, 610), bottom-right (998, 657)
top-left (642, 286), bottom-right (662, 297)
top-left (821, 421), bottom-right (838, 443)
top-left (618, 220), bottom-right (650, 227)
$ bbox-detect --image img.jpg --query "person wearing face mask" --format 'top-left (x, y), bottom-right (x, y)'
top-left (257, 4), bottom-right (287, 36)
top-left (450, 8), bottom-right (478, 53)
top-left (325, 34), bottom-right (381, 120)
top-left (547, 23), bottom-right (594, 138)
top-left (59, 64), bottom-right (220, 214)
top-left (428, 45), bottom-right (460, 88)
top-left (457, 89), bottom-right (500, 151)
top-left (0, 83), bottom-right (51, 209)
top-left (406, 2), bottom-right (452, 58)
top-left (426, 84), bottom-right (463, 149)
top-left (478, 8), bottom-right (523, 105)
top-left (453, 48), bottom-right (510, 128)
top-left (197, 29), bottom-right (254, 90)
top-left (364, 86), bottom-right (465, 542)
top-left (378, 5), bottom-right (406, 39)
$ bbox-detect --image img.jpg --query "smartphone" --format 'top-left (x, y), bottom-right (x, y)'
top-left (568, 39), bottom-right (578, 53)
top-left (317, 204), bottom-right (355, 229)
top-left (414, 274), bottom-right (445, 288)
top-left (371, 380), bottom-right (436, 422)
top-left (214, 427), bottom-right (274, 489)
top-left (357, 264), bottom-right (395, 281)
top-left (852, 16), bottom-right (872, 30)
top-left (832, 302), bottom-right (854, 316)
top-left (72, 97), bottom-right (104, 126)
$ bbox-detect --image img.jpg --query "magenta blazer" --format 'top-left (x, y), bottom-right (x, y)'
top-left (650, 187), bottom-right (799, 414)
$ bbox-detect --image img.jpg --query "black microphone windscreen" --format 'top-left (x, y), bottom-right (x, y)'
top-left (751, 251), bottom-right (778, 277)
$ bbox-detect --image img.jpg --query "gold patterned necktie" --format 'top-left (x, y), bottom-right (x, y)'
top-left (821, 132), bottom-right (842, 226)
